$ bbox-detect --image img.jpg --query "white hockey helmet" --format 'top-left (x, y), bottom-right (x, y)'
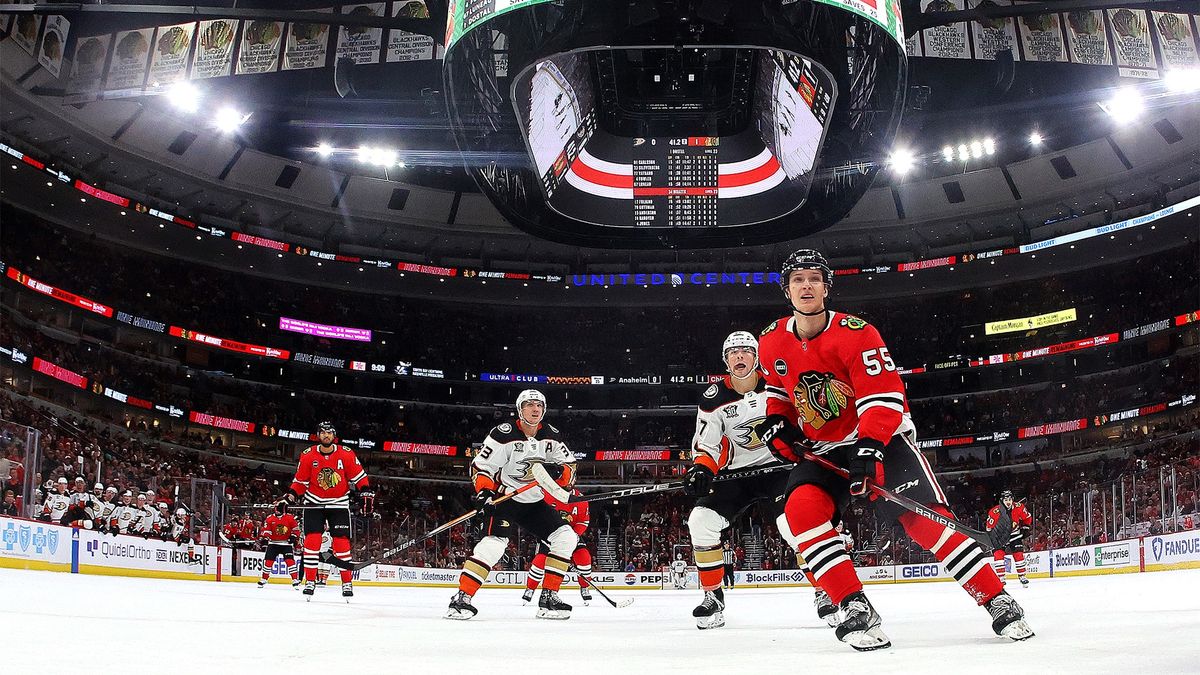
top-left (105, 486), bottom-right (118, 495)
top-left (516, 389), bottom-right (547, 424)
top-left (94, 482), bottom-right (104, 490)
top-left (175, 508), bottom-right (187, 517)
top-left (722, 330), bottom-right (759, 380)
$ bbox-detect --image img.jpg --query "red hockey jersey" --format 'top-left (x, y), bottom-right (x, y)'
top-left (545, 488), bottom-right (589, 536)
top-left (758, 312), bottom-right (915, 452)
top-left (986, 503), bottom-right (1032, 531)
top-left (289, 444), bottom-right (368, 506)
top-left (262, 513), bottom-right (299, 542)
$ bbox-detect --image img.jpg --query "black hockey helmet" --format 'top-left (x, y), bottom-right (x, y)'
top-left (1000, 490), bottom-right (1014, 500)
top-left (316, 421), bottom-right (336, 435)
top-left (779, 249), bottom-right (832, 289)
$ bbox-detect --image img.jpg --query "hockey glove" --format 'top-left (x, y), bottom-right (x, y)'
top-left (472, 488), bottom-right (499, 517)
top-left (541, 463), bottom-right (565, 480)
top-left (848, 439), bottom-right (886, 499)
top-left (682, 463), bottom-right (715, 497)
top-left (359, 490), bottom-right (375, 516)
top-left (1020, 525), bottom-right (1032, 539)
top-left (755, 415), bottom-right (810, 464)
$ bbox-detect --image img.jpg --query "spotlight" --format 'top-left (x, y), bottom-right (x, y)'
top-left (1164, 68), bottom-right (1200, 93)
top-left (969, 141), bottom-right (983, 158)
top-left (983, 138), bottom-right (995, 155)
top-left (942, 146), bottom-right (954, 162)
top-left (1028, 131), bottom-right (1043, 146)
top-left (315, 143), bottom-right (334, 158)
top-left (213, 107), bottom-right (248, 133)
top-left (1100, 88), bottom-right (1144, 124)
top-left (957, 144), bottom-right (969, 162)
top-left (166, 81), bottom-right (201, 112)
top-left (356, 146), bottom-right (373, 163)
top-left (889, 148), bottom-right (916, 175)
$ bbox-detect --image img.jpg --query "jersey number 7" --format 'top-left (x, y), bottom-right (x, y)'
top-left (861, 347), bottom-right (896, 376)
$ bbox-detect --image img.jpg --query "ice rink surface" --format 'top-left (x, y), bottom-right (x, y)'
top-left (3, 568), bottom-right (1197, 673)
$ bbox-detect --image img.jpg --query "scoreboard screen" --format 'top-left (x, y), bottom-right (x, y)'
top-left (513, 49), bottom-right (836, 230)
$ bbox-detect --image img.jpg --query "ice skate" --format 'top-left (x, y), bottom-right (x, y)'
top-left (580, 585), bottom-right (592, 606)
top-left (256, 579), bottom-right (266, 588)
top-left (814, 588), bottom-right (839, 627)
top-left (445, 590), bottom-right (478, 620)
top-left (342, 582), bottom-right (353, 602)
top-left (1019, 576), bottom-right (1029, 587)
top-left (986, 591), bottom-right (1035, 641)
top-left (521, 588), bottom-right (535, 605)
top-left (692, 590), bottom-right (725, 630)
top-left (302, 581), bottom-right (316, 601)
top-left (292, 579), bottom-right (301, 589)
top-left (536, 589), bottom-right (572, 620)
top-left (835, 591), bottom-right (891, 651)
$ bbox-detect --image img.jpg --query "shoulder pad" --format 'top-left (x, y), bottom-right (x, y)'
top-left (703, 384), bottom-right (719, 399)
top-left (837, 314), bottom-right (869, 331)
top-left (760, 319), bottom-right (780, 336)
top-left (497, 422), bottom-right (512, 434)
top-left (698, 381), bottom-right (742, 412)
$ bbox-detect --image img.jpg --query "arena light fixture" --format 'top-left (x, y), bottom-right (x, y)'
top-left (1029, 131), bottom-right (1043, 146)
top-left (315, 143), bottom-right (334, 158)
top-left (213, 107), bottom-right (248, 133)
top-left (166, 81), bottom-right (202, 112)
top-left (1100, 88), bottom-right (1144, 124)
top-left (1164, 68), bottom-right (1200, 93)
top-left (969, 140), bottom-right (984, 158)
top-left (957, 144), bottom-right (970, 162)
top-left (942, 146), bottom-right (954, 162)
top-left (983, 138), bottom-right (995, 155)
top-left (889, 147), bottom-right (917, 175)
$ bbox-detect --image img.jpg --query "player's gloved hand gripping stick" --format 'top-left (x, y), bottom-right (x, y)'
top-left (320, 481), bottom-right (539, 572)
top-left (567, 462), bottom-right (792, 504)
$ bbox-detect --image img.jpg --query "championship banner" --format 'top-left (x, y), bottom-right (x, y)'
top-left (192, 20), bottom-right (238, 79)
top-left (1152, 12), bottom-right (1200, 70)
top-left (1065, 10), bottom-right (1112, 65)
top-left (106, 28), bottom-right (154, 93)
top-left (968, 0), bottom-right (1020, 61)
top-left (387, 0), bottom-right (441, 62)
top-left (67, 35), bottom-right (111, 102)
top-left (905, 29), bottom-right (924, 57)
top-left (336, 3), bottom-right (385, 65)
top-left (236, 20), bottom-right (284, 75)
top-left (920, 0), bottom-right (972, 59)
top-left (148, 22), bottom-right (197, 90)
top-left (985, 307), bottom-right (1077, 335)
top-left (10, 12), bottom-right (41, 56)
top-left (283, 9), bottom-right (332, 71)
top-left (1016, 6), bottom-right (1068, 62)
top-left (1107, 9), bottom-right (1157, 78)
top-left (36, 15), bottom-right (70, 78)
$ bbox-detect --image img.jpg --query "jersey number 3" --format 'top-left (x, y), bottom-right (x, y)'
top-left (861, 347), bottom-right (896, 376)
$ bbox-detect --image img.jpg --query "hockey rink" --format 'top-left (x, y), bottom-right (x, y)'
top-left (2, 568), bottom-right (1197, 672)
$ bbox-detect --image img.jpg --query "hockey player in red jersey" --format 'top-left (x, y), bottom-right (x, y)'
top-left (258, 502), bottom-right (301, 589)
top-left (280, 421), bottom-right (373, 601)
top-left (523, 487), bottom-right (594, 606)
top-left (753, 249), bottom-right (1034, 650)
top-left (987, 490), bottom-right (1033, 586)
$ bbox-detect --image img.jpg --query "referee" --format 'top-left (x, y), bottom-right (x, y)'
top-left (722, 541), bottom-right (736, 589)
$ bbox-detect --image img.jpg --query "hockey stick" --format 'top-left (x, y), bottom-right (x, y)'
top-left (232, 503), bottom-right (327, 510)
top-left (320, 482), bottom-right (539, 572)
top-left (579, 575), bottom-right (635, 608)
top-left (800, 451), bottom-right (994, 548)
top-left (570, 462), bottom-right (791, 504)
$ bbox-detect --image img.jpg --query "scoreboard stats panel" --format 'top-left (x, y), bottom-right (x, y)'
top-left (632, 137), bottom-right (719, 228)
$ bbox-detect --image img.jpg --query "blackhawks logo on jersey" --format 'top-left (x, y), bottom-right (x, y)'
top-left (316, 467), bottom-right (342, 490)
top-left (793, 371), bottom-right (853, 429)
top-left (840, 315), bottom-right (867, 330)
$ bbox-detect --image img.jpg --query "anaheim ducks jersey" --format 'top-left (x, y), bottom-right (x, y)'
top-left (691, 376), bottom-right (776, 474)
top-left (94, 498), bottom-right (116, 523)
top-left (110, 504), bottom-right (139, 533)
top-left (472, 421), bottom-right (576, 504)
top-left (42, 492), bottom-right (70, 521)
top-left (759, 312), bottom-right (915, 453)
top-left (290, 444), bottom-right (368, 506)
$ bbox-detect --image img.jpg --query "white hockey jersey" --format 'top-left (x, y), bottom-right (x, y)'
top-left (42, 492), bottom-right (70, 521)
top-left (109, 504), bottom-right (138, 533)
top-left (691, 376), bottom-right (775, 473)
top-left (133, 506), bottom-right (158, 534)
top-left (472, 421), bottom-right (575, 504)
top-left (94, 499), bottom-right (116, 524)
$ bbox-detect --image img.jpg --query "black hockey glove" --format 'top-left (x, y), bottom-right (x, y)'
top-left (1020, 525), bottom-right (1032, 539)
top-left (472, 489), bottom-right (498, 517)
top-left (755, 415), bottom-right (810, 464)
top-left (682, 463), bottom-right (715, 497)
top-left (848, 439), bottom-right (886, 499)
top-left (540, 463), bottom-right (565, 480)
top-left (358, 490), bottom-right (375, 516)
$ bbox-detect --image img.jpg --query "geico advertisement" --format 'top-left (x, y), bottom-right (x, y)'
top-left (0, 516), bottom-right (72, 563)
top-left (896, 563), bottom-right (952, 580)
top-left (1146, 530), bottom-right (1200, 567)
top-left (79, 530), bottom-right (222, 573)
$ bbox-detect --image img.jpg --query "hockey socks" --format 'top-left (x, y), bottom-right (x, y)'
top-left (782, 486), bottom-right (861, 605)
top-left (694, 545), bottom-right (725, 592)
top-left (527, 552), bottom-right (547, 591)
top-left (302, 532), bottom-right (322, 582)
top-left (899, 508), bottom-right (1003, 604)
top-left (992, 550), bottom-right (1008, 580)
top-left (543, 553), bottom-right (570, 592)
top-left (332, 536), bottom-right (353, 584)
top-left (572, 547), bottom-right (593, 587)
top-left (458, 557), bottom-right (492, 596)
top-left (1013, 550), bottom-right (1027, 579)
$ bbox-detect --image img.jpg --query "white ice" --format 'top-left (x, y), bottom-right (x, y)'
top-left (3, 568), bottom-right (1197, 672)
